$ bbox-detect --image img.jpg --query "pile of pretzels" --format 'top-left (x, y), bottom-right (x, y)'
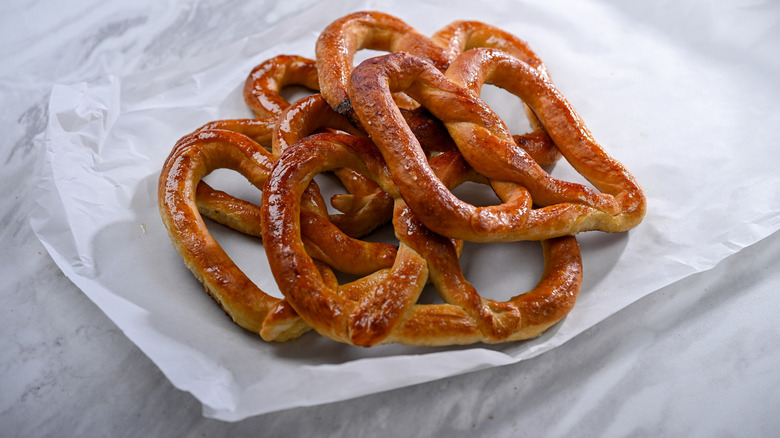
top-left (158, 12), bottom-right (646, 347)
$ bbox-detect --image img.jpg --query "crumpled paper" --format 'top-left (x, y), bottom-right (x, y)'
top-left (31, 0), bottom-right (780, 421)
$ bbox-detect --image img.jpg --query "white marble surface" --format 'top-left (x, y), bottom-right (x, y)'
top-left (2, 0), bottom-right (780, 436)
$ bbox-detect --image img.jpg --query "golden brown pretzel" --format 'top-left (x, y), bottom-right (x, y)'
top-left (261, 132), bottom-right (583, 346)
top-left (313, 11), bottom-right (557, 172)
top-left (237, 14), bottom-right (559, 174)
top-left (158, 129), bottom-right (399, 341)
top-left (348, 51), bottom-right (646, 242)
top-left (446, 48), bottom-right (646, 225)
top-left (158, 13), bottom-right (644, 348)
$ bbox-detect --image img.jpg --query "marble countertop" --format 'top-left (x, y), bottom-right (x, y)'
top-left (2, 0), bottom-right (779, 436)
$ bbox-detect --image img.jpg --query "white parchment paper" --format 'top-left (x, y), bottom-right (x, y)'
top-left (31, 0), bottom-right (780, 421)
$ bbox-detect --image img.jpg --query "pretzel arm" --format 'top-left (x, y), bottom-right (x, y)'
top-left (431, 20), bottom-right (549, 77)
top-left (195, 118), bottom-right (276, 148)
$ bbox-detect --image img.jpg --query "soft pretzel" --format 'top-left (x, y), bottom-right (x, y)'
top-left (445, 49), bottom-right (645, 226)
top-left (243, 18), bottom-right (551, 166)
top-left (261, 132), bottom-right (583, 346)
top-left (159, 12), bottom-right (645, 348)
top-left (238, 13), bottom-right (556, 172)
top-left (348, 51), bottom-right (646, 241)
top-left (158, 129), bottom-right (400, 341)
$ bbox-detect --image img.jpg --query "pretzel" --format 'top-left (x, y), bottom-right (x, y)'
top-left (158, 129), bottom-right (401, 341)
top-left (159, 12), bottom-right (644, 348)
top-left (234, 13), bottom-right (559, 176)
top-left (261, 132), bottom-right (582, 346)
top-left (241, 24), bottom-right (553, 167)
top-left (348, 50), bottom-right (646, 242)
